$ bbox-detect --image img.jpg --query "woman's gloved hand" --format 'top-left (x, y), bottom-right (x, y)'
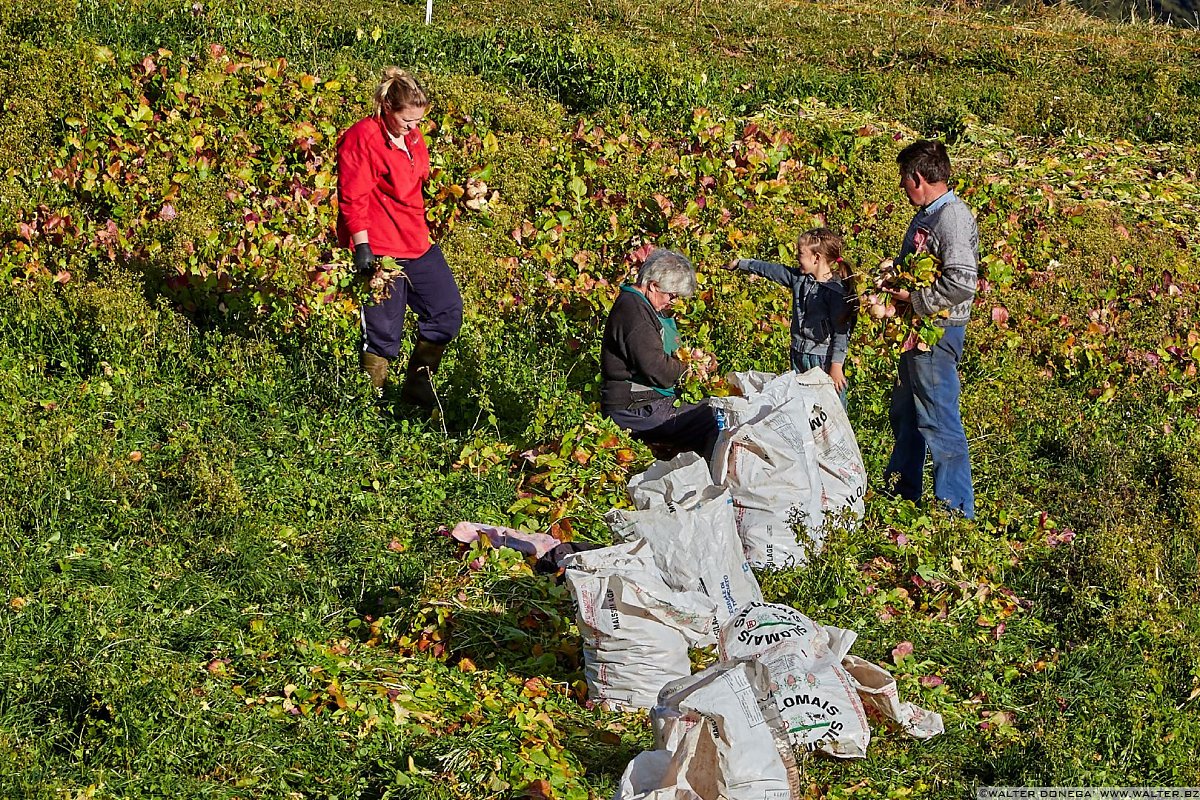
top-left (354, 242), bottom-right (376, 274)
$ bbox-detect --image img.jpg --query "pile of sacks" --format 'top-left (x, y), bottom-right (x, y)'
top-left (563, 369), bottom-right (866, 710)
top-left (612, 603), bottom-right (945, 800)
top-left (558, 370), bottom-right (941, 797)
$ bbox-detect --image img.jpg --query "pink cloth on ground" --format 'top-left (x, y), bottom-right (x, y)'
top-left (448, 522), bottom-right (561, 559)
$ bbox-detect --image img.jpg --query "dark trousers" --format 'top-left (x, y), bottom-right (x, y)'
top-left (605, 396), bottom-right (719, 460)
top-left (361, 244), bottom-right (463, 359)
top-left (884, 325), bottom-right (975, 518)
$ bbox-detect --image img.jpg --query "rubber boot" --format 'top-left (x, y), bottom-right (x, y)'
top-left (400, 338), bottom-right (447, 409)
top-left (361, 352), bottom-right (389, 397)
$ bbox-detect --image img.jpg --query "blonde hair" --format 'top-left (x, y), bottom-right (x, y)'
top-left (796, 227), bottom-right (845, 272)
top-left (798, 227), bottom-right (858, 312)
top-left (373, 67), bottom-right (429, 116)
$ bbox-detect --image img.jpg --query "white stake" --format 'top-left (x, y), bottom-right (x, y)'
top-left (425, 0), bottom-right (432, 25)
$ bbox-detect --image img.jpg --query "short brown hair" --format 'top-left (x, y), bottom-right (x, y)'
top-left (897, 140), bottom-right (951, 184)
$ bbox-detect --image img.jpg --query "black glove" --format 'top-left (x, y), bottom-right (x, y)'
top-left (353, 243), bottom-right (376, 275)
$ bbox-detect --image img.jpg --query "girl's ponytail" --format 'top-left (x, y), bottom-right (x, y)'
top-left (839, 257), bottom-right (861, 316)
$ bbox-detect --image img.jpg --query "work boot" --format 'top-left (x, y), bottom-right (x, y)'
top-left (361, 352), bottom-right (389, 397)
top-left (400, 338), bottom-right (447, 409)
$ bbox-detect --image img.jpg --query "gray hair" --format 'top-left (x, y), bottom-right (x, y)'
top-left (636, 249), bottom-right (696, 297)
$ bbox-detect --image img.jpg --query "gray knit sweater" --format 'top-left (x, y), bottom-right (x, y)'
top-left (897, 190), bottom-right (979, 327)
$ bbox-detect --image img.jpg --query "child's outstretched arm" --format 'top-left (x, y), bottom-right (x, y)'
top-left (722, 258), bottom-right (801, 288)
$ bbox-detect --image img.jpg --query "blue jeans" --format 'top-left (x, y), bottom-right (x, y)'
top-left (794, 352), bottom-right (848, 410)
top-left (884, 325), bottom-right (974, 518)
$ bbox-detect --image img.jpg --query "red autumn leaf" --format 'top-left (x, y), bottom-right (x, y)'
top-left (520, 779), bottom-right (554, 800)
top-left (627, 242), bottom-right (655, 264)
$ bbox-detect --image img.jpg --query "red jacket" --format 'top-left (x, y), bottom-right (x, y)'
top-left (336, 115), bottom-right (433, 259)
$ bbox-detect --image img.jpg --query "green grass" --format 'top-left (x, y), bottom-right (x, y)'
top-left (2, 0), bottom-right (1200, 797)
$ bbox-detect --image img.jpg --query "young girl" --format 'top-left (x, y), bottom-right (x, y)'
top-left (724, 228), bottom-right (858, 405)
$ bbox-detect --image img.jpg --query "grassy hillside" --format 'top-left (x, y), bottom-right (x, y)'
top-left (2, 0), bottom-right (1200, 798)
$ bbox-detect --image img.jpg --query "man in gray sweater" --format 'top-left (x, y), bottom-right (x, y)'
top-left (879, 140), bottom-right (978, 518)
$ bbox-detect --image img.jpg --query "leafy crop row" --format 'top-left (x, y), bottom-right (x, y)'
top-left (4, 2), bottom-right (1200, 798)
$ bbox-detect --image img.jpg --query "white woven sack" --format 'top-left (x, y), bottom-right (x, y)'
top-left (725, 370), bottom-right (781, 401)
top-left (714, 370), bottom-right (802, 428)
top-left (709, 399), bottom-right (825, 570)
top-left (610, 482), bottom-right (762, 636)
top-left (563, 540), bottom-right (715, 711)
top-left (613, 749), bottom-right (704, 800)
top-left (648, 660), bottom-right (801, 800)
top-left (793, 368), bottom-right (867, 519)
top-left (627, 451), bottom-right (715, 511)
top-left (719, 603), bottom-right (871, 758)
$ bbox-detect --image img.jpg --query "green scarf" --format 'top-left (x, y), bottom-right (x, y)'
top-left (621, 284), bottom-right (679, 397)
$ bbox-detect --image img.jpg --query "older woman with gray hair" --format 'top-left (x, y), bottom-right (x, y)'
top-left (600, 248), bottom-right (719, 458)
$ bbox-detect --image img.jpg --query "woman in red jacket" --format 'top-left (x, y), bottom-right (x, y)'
top-left (337, 67), bottom-right (463, 408)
